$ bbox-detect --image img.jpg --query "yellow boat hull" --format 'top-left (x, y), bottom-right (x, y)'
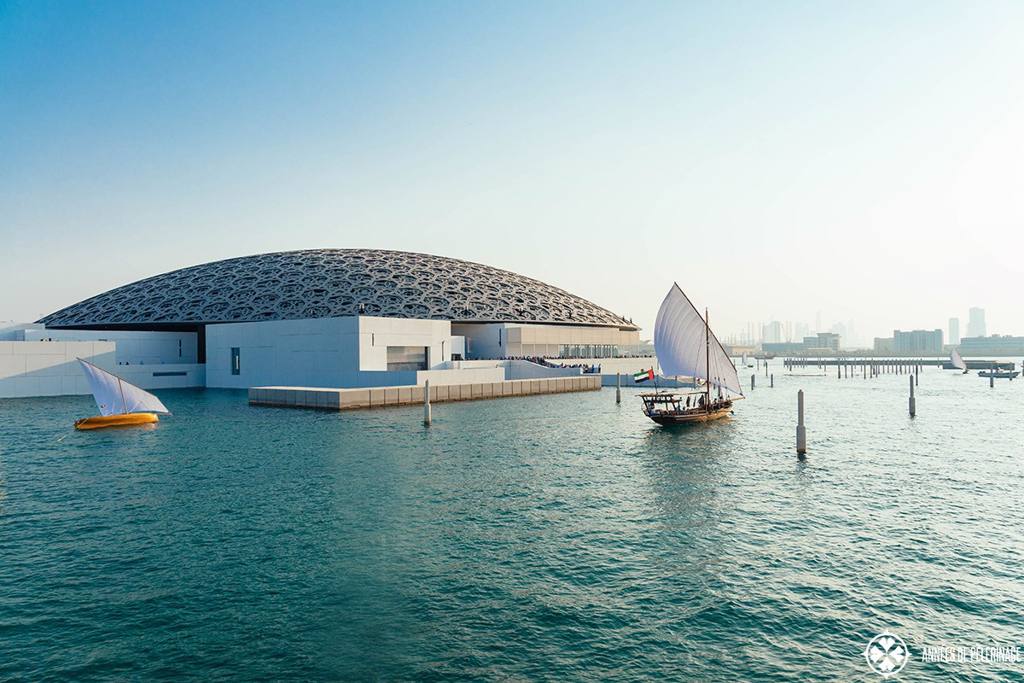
top-left (75, 413), bottom-right (160, 430)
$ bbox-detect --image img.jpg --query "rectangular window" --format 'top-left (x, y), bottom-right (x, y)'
top-left (153, 371), bottom-right (187, 377)
top-left (231, 347), bottom-right (241, 375)
top-left (386, 346), bottom-right (427, 371)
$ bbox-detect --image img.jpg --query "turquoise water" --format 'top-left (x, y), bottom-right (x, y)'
top-left (1, 368), bottom-right (1022, 680)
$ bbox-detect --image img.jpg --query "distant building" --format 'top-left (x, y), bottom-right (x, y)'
top-left (761, 341), bottom-right (807, 355)
top-left (948, 317), bottom-right (960, 346)
top-left (967, 307), bottom-right (986, 338)
top-left (959, 335), bottom-right (1024, 356)
top-left (763, 332), bottom-right (840, 355)
top-left (811, 332), bottom-right (840, 352)
top-left (762, 321), bottom-right (784, 344)
top-left (874, 337), bottom-right (894, 354)
top-left (893, 329), bottom-right (943, 355)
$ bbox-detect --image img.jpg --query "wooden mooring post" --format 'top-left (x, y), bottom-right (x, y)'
top-left (423, 380), bottom-right (432, 426)
top-left (796, 390), bottom-right (806, 458)
top-left (909, 375), bottom-right (916, 417)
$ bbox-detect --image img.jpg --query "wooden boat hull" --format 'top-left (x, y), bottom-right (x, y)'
top-left (647, 405), bottom-right (733, 425)
top-left (978, 371), bottom-right (1020, 379)
top-left (74, 413), bottom-right (160, 430)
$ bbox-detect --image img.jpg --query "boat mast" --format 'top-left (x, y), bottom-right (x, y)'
top-left (705, 307), bottom-right (711, 409)
top-left (117, 378), bottom-right (127, 415)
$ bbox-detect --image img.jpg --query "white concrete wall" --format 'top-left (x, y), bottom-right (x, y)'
top-left (205, 316), bottom-right (471, 389)
top-left (450, 335), bottom-right (466, 359)
top-left (444, 359), bottom-right (505, 371)
top-left (24, 328), bottom-right (198, 364)
top-left (0, 323), bottom-right (43, 341)
top-left (0, 341), bottom-right (115, 398)
top-left (416, 367), bottom-right (505, 385)
top-left (452, 323), bottom-right (505, 359)
top-left (117, 364), bottom-right (207, 390)
top-left (506, 360), bottom-right (581, 380)
top-left (452, 322), bottom-right (642, 359)
top-left (0, 332), bottom-right (205, 397)
top-left (357, 316), bottom-right (452, 370)
top-left (206, 316), bottom-right (361, 389)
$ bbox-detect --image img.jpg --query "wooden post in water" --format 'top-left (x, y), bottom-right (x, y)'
top-left (616, 372), bottom-right (621, 404)
top-left (915, 363), bottom-right (919, 386)
top-left (423, 380), bottom-right (432, 426)
top-left (796, 390), bottom-right (806, 458)
top-left (751, 374), bottom-right (755, 390)
top-left (909, 374), bottom-right (916, 417)
top-left (771, 373), bottom-right (774, 388)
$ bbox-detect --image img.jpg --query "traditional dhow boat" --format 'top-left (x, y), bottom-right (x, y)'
top-left (640, 284), bottom-right (744, 425)
top-left (74, 358), bottom-right (171, 430)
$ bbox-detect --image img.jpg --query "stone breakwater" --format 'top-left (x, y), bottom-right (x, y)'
top-left (248, 375), bottom-right (601, 411)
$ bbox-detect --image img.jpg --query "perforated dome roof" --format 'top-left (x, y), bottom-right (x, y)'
top-left (39, 249), bottom-right (636, 329)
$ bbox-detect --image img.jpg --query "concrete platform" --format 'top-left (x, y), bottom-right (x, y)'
top-left (248, 375), bottom-right (602, 411)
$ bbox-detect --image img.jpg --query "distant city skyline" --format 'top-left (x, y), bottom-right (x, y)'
top-left (725, 306), bottom-right (994, 350)
top-left (4, 2), bottom-right (1024, 339)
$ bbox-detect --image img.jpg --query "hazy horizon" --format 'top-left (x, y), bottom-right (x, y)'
top-left (3, 1), bottom-right (1022, 341)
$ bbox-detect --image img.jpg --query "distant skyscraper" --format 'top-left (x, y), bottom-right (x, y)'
top-left (948, 317), bottom-right (960, 345)
top-left (967, 307), bottom-right (986, 338)
top-left (893, 329), bottom-right (944, 355)
top-left (762, 321), bottom-right (784, 343)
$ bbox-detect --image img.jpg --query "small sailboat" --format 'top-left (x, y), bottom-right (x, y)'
top-left (950, 348), bottom-right (968, 374)
top-left (74, 358), bottom-right (170, 430)
top-left (640, 284), bottom-right (744, 425)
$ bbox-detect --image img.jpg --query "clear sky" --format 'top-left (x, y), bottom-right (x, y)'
top-left (2, 1), bottom-right (1022, 342)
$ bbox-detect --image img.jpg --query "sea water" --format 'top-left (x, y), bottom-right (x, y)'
top-left (1, 368), bottom-right (1022, 680)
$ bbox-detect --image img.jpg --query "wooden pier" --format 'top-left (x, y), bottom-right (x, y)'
top-left (783, 358), bottom-right (1015, 371)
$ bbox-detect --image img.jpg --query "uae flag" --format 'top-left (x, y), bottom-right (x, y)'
top-left (633, 368), bottom-right (655, 383)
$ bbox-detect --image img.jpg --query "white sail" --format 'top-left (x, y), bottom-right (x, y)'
top-left (77, 359), bottom-right (170, 416)
top-left (950, 348), bottom-right (966, 371)
top-left (653, 284), bottom-right (744, 396)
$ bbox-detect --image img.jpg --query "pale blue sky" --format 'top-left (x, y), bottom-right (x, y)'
top-left (2, 1), bottom-right (1022, 341)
